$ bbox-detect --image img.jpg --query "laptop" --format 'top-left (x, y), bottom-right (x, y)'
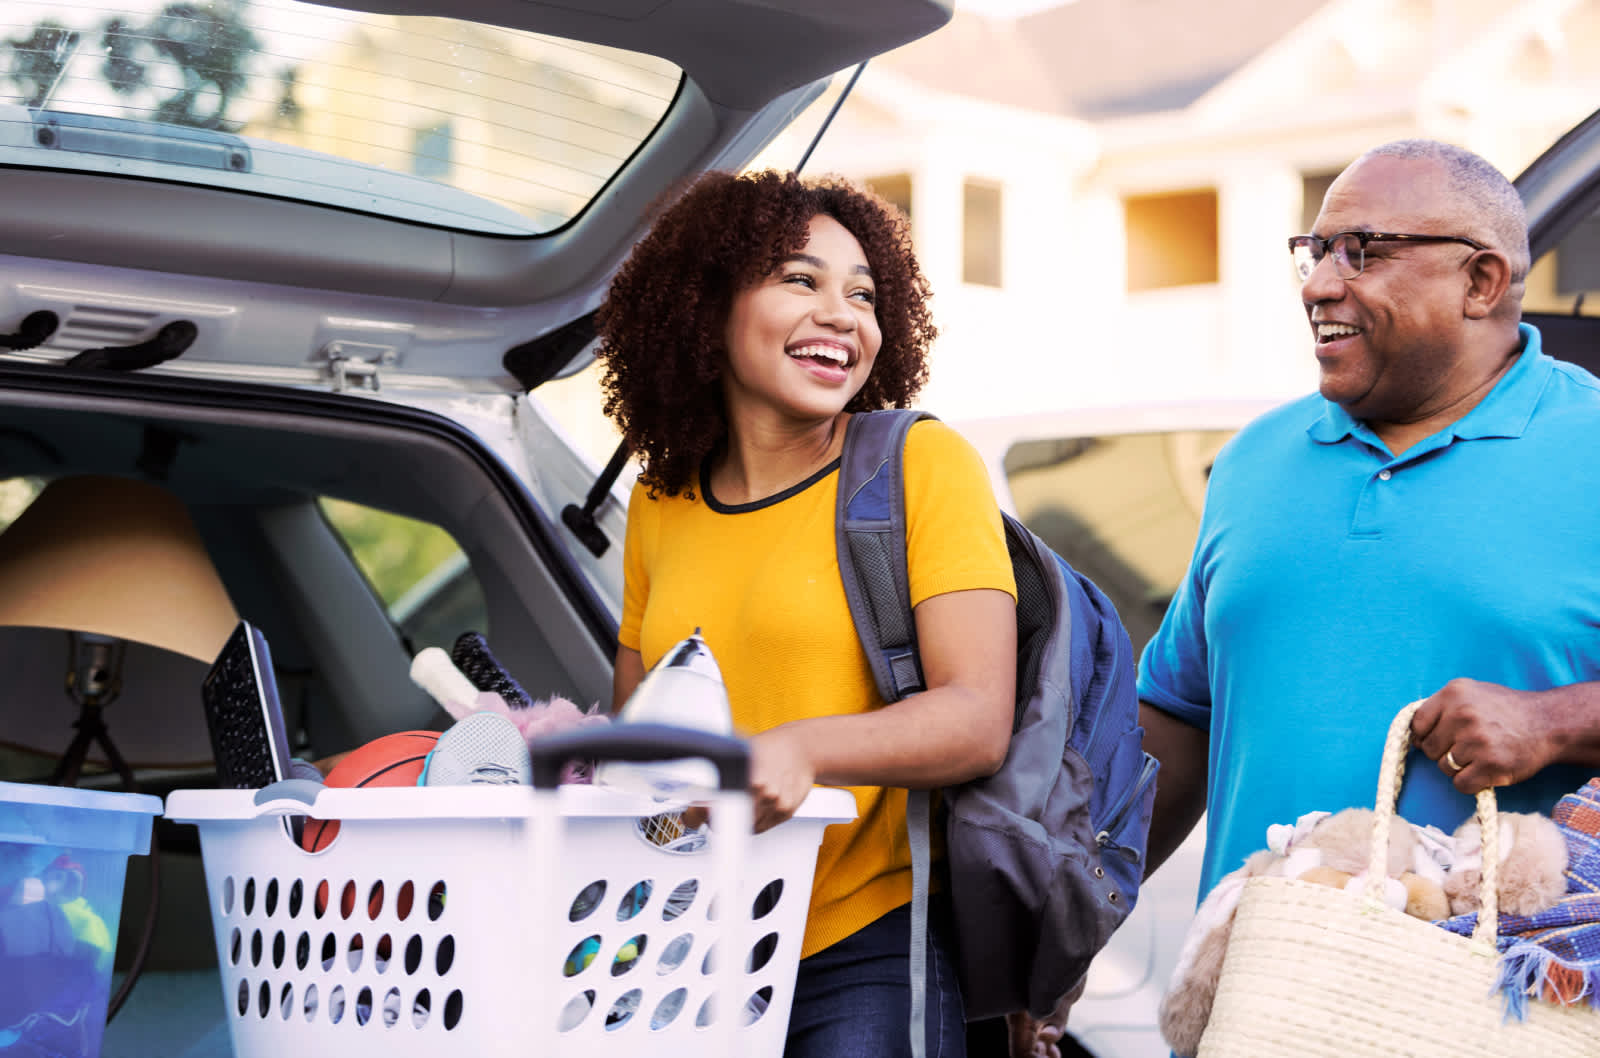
top-left (200, 619), bottom-right (294, 789)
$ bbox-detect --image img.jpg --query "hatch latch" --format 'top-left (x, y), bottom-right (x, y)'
top-left (321, 342), bottom-right (396, 392)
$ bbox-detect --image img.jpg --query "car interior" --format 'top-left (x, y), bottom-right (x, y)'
top-left (0, 370), bottom-right (620, 1029)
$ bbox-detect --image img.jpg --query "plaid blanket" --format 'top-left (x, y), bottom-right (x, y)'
top-left (1439, 777), bottom-right (1600, 1019)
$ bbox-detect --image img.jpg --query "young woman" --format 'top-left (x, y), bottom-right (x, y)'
top-left (596, 169), bottom-right (1017, 1058)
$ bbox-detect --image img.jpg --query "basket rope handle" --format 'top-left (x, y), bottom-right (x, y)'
top-left (1369, 701), bottom-right (1498, 946)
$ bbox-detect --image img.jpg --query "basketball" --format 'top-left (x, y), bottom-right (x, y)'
top-left (299, 730), bottom-right (439, 853)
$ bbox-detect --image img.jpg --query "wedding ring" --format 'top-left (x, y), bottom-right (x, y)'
top-left (1444, 749), bottom-right (1464, 773)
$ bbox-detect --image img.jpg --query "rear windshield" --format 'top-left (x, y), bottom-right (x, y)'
top-left (0, 0), bottom-right (682, 234)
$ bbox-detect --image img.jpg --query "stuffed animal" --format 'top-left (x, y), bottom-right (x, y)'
top-left (410, 644), bottom-right (609, 783)
top-left (1444, 811), bottom-right (1569, 917)
top-left (1158, 805), bottom-right (1569, 1058)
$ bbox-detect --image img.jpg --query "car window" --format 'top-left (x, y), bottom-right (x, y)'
top-left (1, 0), bottom-right (682, 234)
top-left (1524, 207), bottom-right (1600, 317)
top-left (1516, 202), bottom-right (1600, 376)
top-left (318, 498), bottom-right (486, 648)
top-left (0, 475), bottom-right (42, 532)
top-left (1003, 428), bottom-right (1234, 656)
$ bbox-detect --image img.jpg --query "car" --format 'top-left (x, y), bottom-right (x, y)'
top-left (1512, 104), bottom-right (1600, 379)
top-left (0, 1), bottom-right (950, 1055)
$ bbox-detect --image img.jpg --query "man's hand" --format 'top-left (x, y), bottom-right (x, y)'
top-left (1004, 980), bottom-right (1084, 1058)
top-left (1410, 678), bottom-right (1557, 793)
top-left (1005, 1010), bottom-right (1062, 1058)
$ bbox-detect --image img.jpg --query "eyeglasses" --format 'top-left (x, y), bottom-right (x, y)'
top-left (1287, 231), bottom-right (1487, 282)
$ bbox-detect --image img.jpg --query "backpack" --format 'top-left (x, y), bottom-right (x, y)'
top-left (835, 409), bottom-right (1158, 1033)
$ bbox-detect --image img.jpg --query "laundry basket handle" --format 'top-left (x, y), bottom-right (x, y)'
top-left (1370, 701), bottom-right (1498, 946)
top-left (529, 722), bottom-right (750, 791)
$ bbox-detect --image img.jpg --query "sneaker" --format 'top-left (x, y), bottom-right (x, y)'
top-left (420, 712), bottom-right (531, 786)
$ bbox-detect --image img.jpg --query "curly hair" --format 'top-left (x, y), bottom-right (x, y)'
top-left (595, 169), bottom-right (935, 497)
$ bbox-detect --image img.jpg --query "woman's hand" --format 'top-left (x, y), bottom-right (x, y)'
top-left (725, 586), bottom-right (1016, 834)
top-left (747, 725), bottom-right (818, 833)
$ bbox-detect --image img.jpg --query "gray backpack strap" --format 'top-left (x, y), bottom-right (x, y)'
top-left (836, 409), bottom-right (933, 701)
top-left (836, 408), bottom-right (938, 1058)
top-left (907, 787), bottom-right (932, 1058)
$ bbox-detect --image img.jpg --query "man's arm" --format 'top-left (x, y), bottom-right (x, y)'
top-left (1140, 701), bottom-right (1209, 877)
top-left (1410, 678), bottom-right (1600, 793)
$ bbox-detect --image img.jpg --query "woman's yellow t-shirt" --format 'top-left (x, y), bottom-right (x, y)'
top-left (618, 419), bottom-right (1016, 957)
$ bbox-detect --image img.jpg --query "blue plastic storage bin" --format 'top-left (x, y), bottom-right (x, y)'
top-left (0, 780), bottom-right (162, 1058)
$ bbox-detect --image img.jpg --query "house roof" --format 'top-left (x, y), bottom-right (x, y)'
top-left (875, 0), bottom-right (1333, 119)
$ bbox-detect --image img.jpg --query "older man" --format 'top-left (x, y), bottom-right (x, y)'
top-left (1138, 138), bottom-right (1600, 907)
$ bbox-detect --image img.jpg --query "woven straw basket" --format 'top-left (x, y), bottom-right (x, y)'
top-left (1198, 701), bottom-right (1599, 1057)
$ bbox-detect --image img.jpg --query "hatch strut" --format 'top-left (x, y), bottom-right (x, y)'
top-left (557, 60), bottom-right (868, 559)
top-left (794, 60), bottom-right (867, 173)
top-left (562, 441), bottom-right (631, 558)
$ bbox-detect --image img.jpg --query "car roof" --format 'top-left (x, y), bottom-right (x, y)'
top-left (0, 0), bottom-right (952, 391)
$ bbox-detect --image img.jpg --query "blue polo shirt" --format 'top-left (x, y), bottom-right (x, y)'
top-left (1140, 323), bottom-right (1600, 899)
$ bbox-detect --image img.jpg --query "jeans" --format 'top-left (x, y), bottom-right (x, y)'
top-left (783, 902), bottom-right (966, 1058)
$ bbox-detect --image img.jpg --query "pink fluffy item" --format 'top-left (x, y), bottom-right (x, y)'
top-left (410, 646), bottom-right (610, 783)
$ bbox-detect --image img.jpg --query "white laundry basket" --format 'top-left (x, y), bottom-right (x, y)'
top-left (163, 724), bottom-right (855, 1058)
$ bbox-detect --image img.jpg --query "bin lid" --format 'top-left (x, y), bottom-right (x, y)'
top-left (0, 780), bottom-right (163, 856)
top-left (0, 780), bottom-right (162, 816)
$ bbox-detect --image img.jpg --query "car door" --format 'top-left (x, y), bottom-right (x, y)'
top-left (1515, 105), bottom-right (1600, 375)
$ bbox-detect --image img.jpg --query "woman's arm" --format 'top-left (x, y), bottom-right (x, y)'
top-left (611, 645), bottom-right (646, 712)
top-left (746, 586), bottom-right (1015, 832)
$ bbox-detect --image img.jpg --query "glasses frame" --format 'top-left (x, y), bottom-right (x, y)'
top-left (1288, 230), bottom-right (1488, 281)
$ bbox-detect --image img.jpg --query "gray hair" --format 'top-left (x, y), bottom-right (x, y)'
top-left (1359, 139), bottom-right (1531, 286)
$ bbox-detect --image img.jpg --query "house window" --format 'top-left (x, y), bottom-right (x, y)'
top-left (1300, 171), bottom-right (1341, 234)
top-left (1124, 189), bottom-right (1218, 292)
top-left (963, 180), bottom-right (1003, 288)
top-left (868, 173), bottom-right (913, 224)
top-left (412, 122), bottom-right (454, 179)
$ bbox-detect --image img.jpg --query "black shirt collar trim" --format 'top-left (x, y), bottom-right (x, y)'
top-left (700, 455), bottom-right (841, 513)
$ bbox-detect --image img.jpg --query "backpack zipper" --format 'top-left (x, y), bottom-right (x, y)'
top-left (1095, 753), bottom-right (1159, 862)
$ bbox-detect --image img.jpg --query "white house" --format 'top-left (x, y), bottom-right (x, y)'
top-left (743, 0), bottom-right (1600, 423)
